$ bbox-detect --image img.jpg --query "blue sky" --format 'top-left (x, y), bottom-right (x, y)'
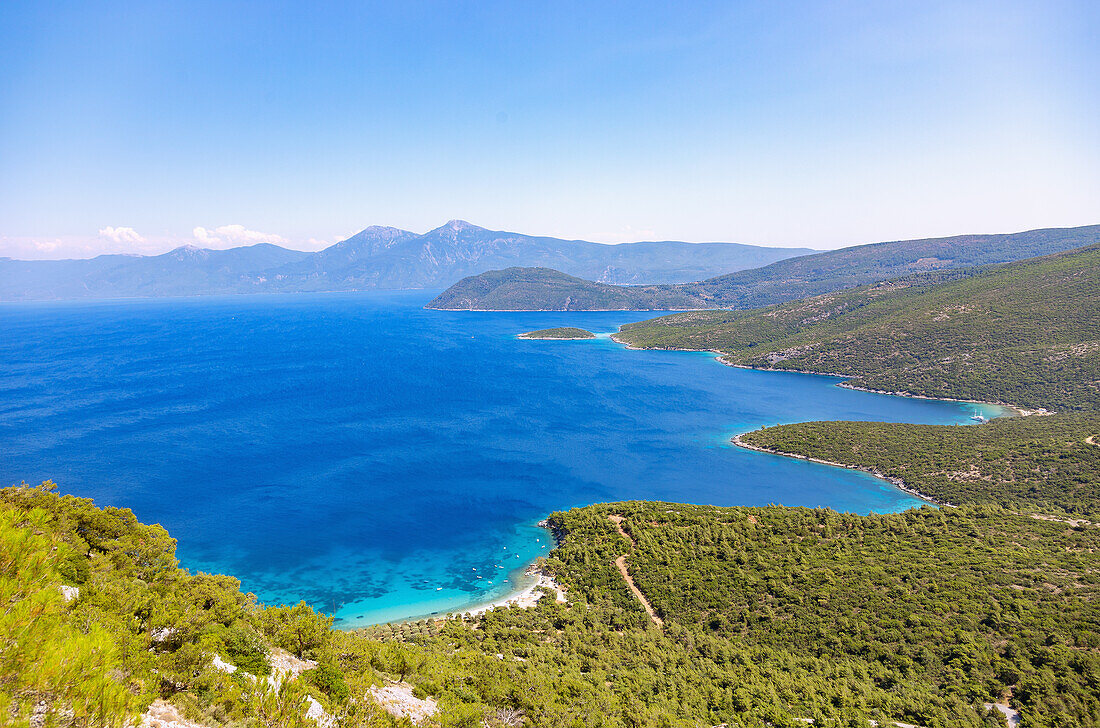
top-left (1, 0), bottom-right (1098, 257)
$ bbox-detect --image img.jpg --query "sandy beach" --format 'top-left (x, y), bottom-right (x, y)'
top-left (454, 565), bottom-right (567, 618)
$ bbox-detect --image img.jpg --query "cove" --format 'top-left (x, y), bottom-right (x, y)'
top-left (0, 291), bottom-right (1005, 626)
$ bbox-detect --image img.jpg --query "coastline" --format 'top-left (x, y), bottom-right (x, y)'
top-left (730, 432), bottom-right (951, 508)
top-left (429, 307), bottom-right (711, 313)
top-left (452, 564), bottom-right (567, 619)
top-left (608, 332), bottom-right (1046, 417)
top-left (517, 335), bottom-right (594, 341)
top-left (372, 327), bottom-right (1045, 626)
top-left (449, 519), bottom-right (568, 619)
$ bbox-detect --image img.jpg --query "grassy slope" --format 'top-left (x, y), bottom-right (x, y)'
top-left (616, 245), bottom-right (1100, 411)
top-left (426, 225), bottom-right (1100, 311)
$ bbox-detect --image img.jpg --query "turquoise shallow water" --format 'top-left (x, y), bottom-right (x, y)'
top-left (0, 292), bottom-right (1004, 626)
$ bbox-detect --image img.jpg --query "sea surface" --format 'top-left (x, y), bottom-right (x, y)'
top-left (0, 292), bottom-right (1005, 626)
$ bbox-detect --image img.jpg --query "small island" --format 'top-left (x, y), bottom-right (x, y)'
top-left (518, 327), bottom-right (596, 340)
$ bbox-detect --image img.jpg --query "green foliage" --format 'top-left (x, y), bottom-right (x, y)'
top-left (304, 659), bottom-right (350, 703)
top-left (0, 482), bottom-right (346, 726)
top-left (741, 413), bottom-right (1100, 515)
top-left (5, 476), bottom-right (1099, 726)
top-left (219, 621), bottom-right (273, 676)
top-left (539, 502), bottom-right (1100, 727)
top-left (618, 244), bottom-right (1100, 410)
top-left (0, 492), bottom-right (141, 726)
top-left (262, 600), bottom-right (334, 659)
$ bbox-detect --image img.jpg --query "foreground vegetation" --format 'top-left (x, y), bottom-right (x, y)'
top-left (616, 244), bottom-right (1100, 411)
top-left (5, 476), bottom-right (1099, 727)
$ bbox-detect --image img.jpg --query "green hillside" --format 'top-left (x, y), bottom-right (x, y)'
top-left (741, 413), bottom-right (1100, 516)
top-left (615, 244), bottom-right (1100, 411)
top-left (6, 481), bottom-right (1098, 727)
top-left (426, 267), bottom-right (707, 310)
top-left (426, 225), bottom-right (1100, 311)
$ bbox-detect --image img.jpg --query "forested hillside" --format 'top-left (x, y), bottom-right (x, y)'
top-left (615, 244), bottom-right (1100, 411)
top-left (427, 267), bottom-right (708, 310)
top-left (740, 414), bottom-right (1100, 516)
top-left (427, 224), bottom-right (1100, 310)
top-left (6, 481), bottom-right (1098, 728)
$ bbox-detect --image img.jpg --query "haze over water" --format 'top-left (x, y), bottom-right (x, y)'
top-left (0, 292), bottom-right (1003, 625)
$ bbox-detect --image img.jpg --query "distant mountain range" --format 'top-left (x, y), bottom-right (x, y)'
top-left (0, 244), bottom-right (311, 301)
top-left (427, 224), bottom-right (1100, 311)
top-left (0, 220), bottom-right (813, 301)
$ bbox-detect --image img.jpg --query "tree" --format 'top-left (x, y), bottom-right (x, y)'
top-left (0, 505), bottom-right (140, 726)
top-left (263, 601), bottom-right (333, 659)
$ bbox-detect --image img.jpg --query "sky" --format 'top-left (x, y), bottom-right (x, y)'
top-left (1, 0), bottom-right (1098, 259)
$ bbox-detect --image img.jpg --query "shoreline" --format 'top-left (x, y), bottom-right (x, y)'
top-left (350, 524), bottom-right (567, 628)
top-left (608, 328), bottom-right (1052, 509)
top-left (344, 566), bottom-right (566, 631)
top-left (517, 335), bottom-right (595, 341)
top-left (450, 519), bottom-right (568, 619)
top-left (429, 307), bottom-right (711, 313)
top-left (365, 326), bottom-right (1044, 627)
top-left (451, 564), bottom-right (567, 619)
top-left (730, 432), bottom-right (951, 508)
top-left (608, 332), bottom-right (1047, 417)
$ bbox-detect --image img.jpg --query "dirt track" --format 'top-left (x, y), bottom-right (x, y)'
top-left (608, 515), bottom-right (663, 628)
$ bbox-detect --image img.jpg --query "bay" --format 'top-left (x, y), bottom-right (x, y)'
top-left (0, 291), bottom-right (1003, 626)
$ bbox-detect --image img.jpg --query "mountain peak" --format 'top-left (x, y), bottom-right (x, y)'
top-left (167, 244), bottom-right (207, 258)
top-left (357, 225), bottom-right (409, 235)
top-left (442, 219), bottom-right (484, 232)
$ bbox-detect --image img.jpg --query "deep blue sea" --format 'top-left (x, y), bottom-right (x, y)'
top-left (0, 292), bottom-right (1004, 626)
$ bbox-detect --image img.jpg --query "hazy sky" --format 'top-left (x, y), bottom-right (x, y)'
top-left (1, 0), bottom-right (1098, 259)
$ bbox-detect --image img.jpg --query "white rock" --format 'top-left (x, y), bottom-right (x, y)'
top-left (210, 654), bottom-right (237, 674)
top-left (137, 699), bottom-right (213, 728)
top-left (150, 627), bottom-right (176, 643)
top-left (304, 695), bottom-right (335, 728)
top-left (369, 683), bottom-right (437, 725)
